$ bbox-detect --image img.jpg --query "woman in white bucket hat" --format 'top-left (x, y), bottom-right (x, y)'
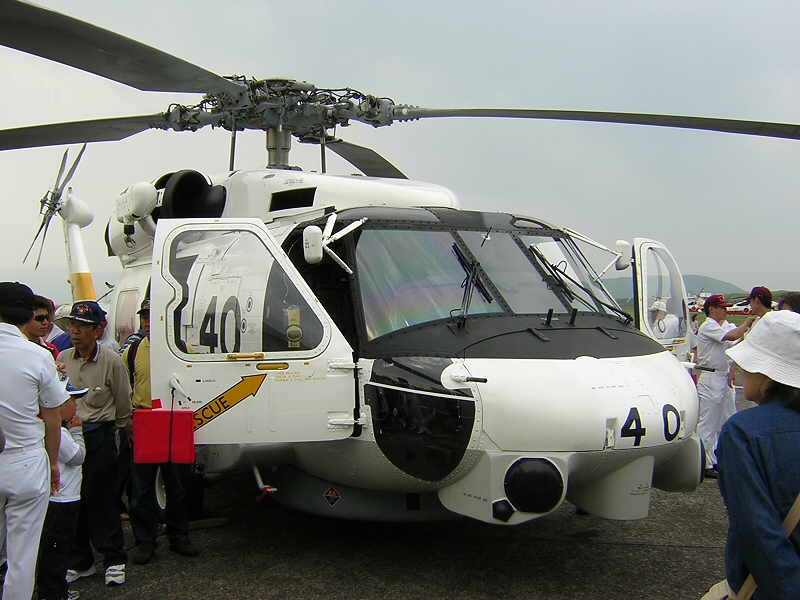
top-left (714, 310), bottom-right (800, 599)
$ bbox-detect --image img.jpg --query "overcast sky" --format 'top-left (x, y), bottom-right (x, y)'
top-left (1, 0), bottom-right (799, 303)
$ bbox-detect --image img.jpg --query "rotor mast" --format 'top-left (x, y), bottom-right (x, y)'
top-left (266, 126), bottom-right (292, 170)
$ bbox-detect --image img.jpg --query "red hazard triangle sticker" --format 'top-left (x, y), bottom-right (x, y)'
top-left (323, 486), bottom-right (341, 506)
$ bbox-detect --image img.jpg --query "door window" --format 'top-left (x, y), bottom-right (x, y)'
top-left (642, 246), bottom-right (686, 339)
top-left (165, 228), bottom-right (324, 357)
top-left (114, 289), bottom-right (140, 345)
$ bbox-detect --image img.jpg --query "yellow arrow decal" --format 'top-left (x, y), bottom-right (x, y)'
top-left (194, 374), bottom-right (267, 431)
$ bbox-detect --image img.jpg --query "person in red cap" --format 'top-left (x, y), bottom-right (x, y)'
top-left (727, 287), bottom-right (773, 390)
top-left (696, 295), bottom-right (755, 479)
top-left (747, 286), bottom-right (774, 319)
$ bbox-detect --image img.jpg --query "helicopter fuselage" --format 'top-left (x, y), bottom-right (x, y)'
top-left (101, 168), bottom-right (701, 525)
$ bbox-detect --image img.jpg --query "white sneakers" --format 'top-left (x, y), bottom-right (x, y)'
top-left (65, 563), bottom-right (125, 586)
top-left (104, 564), bottom-right (126, 586)
top-left (65, 564), bottom-right (96, 583)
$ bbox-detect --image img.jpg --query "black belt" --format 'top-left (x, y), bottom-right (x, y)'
top-left (82, 421), bottom-right (116, 434)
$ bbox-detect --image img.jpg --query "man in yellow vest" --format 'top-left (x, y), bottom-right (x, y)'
top-left (123, 298), bottom-right (200, 565)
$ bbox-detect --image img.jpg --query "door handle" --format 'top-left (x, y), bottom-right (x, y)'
top-left (169, 374), bottom-right (191, 400)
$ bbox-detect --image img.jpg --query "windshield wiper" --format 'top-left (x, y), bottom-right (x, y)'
top-left (553, 265), bottom-right (632, 323)
top-left (528, 244), bottom-right (578, 303)
top-left (532, 244), bottom-right (631, 323)
top-left (451, 243), bottom-right (492, 328)
top-left (528, 243), bottom-right (630, 322)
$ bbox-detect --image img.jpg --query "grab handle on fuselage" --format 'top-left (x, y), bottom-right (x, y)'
top-left (449, 374), bottom-right (488, 384)
top-left (680, 362), bottom-right (715, 373)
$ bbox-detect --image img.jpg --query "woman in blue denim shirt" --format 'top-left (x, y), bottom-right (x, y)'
top-left (716, 310), bottom-right (800, 599)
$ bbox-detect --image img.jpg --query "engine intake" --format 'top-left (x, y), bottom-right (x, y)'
top-left (162, 169), bottom-right (227, 218)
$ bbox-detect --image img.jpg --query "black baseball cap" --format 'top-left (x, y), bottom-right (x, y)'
top-left (137, 297), bottom-right (150, 315)
top-left (0, 282), bottom-right (35, 321)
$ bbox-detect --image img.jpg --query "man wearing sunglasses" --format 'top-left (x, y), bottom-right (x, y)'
top-left (23, 295), bottom-right (59, 360)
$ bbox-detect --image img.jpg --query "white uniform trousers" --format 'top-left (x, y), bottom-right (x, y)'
top-left (0, 446), bottom-right (50, 600)
top-left (696, 372), bottom-right (736, 468)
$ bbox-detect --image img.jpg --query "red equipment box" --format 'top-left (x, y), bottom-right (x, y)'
top-left (133, 406), bottom-right (195, 464)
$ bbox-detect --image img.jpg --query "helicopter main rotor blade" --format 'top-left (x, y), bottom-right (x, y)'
top-left (326, 140), bottom-right (408, 179)
top-left (0, 114), bottom-right (169, 151)
top-left (396, 108), bottom-right (800, 142)
top-left (0, 0), bottom-right (245, 99)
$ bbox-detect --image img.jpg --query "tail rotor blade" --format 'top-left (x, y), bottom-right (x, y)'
top-left (51, 148), bottom-right (69, 199)
top-left (55, 143), bottom-right (86, 197)
top-left (23, 216), bottom-right (47, 264)
top-left (33, 214), bottom-right (54, 270)
top-left (24, 143), bottom-right (88, 268)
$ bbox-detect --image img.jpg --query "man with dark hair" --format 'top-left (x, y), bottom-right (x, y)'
top-left (24, 295), bottom-right (59, 358)
top-left (61, 300), bottom-right (131, 586)
top-left (746, 286), bottom-right (773, 317)
top-left (0, 282), bottom-right (67, 600)
top-left (696, 295), bottom-right (755, 479)
top-left (728, 286), bottom-right (773, 390)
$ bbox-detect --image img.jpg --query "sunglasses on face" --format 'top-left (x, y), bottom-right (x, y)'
top-left (33, 314), bottom-right (51, 322)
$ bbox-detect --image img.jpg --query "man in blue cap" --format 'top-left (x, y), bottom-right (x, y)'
top-left (61, 300), bottom-right (131, 586)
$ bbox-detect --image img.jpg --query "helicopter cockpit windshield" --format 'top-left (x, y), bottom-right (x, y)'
top-left (352, 211), bottom-right (620, 342)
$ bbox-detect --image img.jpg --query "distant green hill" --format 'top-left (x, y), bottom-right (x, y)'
top-left (602, 274), bottom-right (745, 301)
top-left (683, 275), bottom-right (746, 296)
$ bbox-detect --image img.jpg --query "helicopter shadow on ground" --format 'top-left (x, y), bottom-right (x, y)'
top-left (69, 471), bottom-right (727, 600)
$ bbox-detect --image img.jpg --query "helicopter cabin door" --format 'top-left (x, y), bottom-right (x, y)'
top-left (633, 238), bottom-right (690, 360)
top-left (149, 218), bottom-right (356, 445)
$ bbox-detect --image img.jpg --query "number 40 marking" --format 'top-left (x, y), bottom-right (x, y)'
top-left (620, 404), bottom-right (681, 447)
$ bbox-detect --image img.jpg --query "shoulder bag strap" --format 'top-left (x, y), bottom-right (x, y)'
top-left (736, 491), bottom-right (800, 600)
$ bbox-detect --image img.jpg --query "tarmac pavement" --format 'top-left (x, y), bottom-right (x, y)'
top-left (67, 472), bottom-right (729, 600)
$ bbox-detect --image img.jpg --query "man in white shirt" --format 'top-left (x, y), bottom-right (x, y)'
top-left (0, 282), bottom-right (67, 600)
top-left (696, 294), bottom-right (754, 478)
top-left (649, 300), bottom-right (681, 340)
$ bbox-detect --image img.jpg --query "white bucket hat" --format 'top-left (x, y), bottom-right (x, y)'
top-left (726, 310), bottom-right (800, 389)
top-left (53, 303), bottom-right (72, 330)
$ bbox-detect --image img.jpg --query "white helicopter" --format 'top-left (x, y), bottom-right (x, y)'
top-left (5, 0), bottom-right (792, 525)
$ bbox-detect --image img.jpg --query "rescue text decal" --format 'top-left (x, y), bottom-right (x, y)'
top-left (193, 374), bottom-right (267, 430)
